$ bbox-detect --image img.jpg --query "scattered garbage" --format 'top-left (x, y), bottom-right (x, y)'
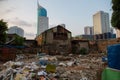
top-left (39, 60), bottom-right (48, 66)
top-left (38, 70), bottom-right (47, 76)
top-left (58, 62), bottom-right (66, 67)
top-left (102, 57), bottom-right (108, 62)
top-left (46, 64), bottom-right (56, 73)
top-left (80, 77), bottom-right (88, 80)
top-left (0, 53), bottom-right (105, 80)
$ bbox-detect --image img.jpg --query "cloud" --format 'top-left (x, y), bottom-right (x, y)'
top-left (0, 7), bottom-right (15, 17)
top-left (24, 32), bottom-right (36, 39)
top-left (6, 17), bottom-right (34, 27)
top-left (4, 8), bottom-right (13, 13)
top-left (0, 0), bottom-right (7, 1)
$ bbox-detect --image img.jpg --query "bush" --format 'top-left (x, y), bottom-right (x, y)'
top-left (79, 47), bottom-right (88, 55)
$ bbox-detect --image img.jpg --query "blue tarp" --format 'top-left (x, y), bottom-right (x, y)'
top-left (39, 60), bottom-right (48, 66)
top-left (107, 44), bottom-right (120, 70)
top-left (0, 45), bottom-right (26, 48)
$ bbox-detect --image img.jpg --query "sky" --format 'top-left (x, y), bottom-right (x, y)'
top-left (0, 0), bottom-right (112, 39)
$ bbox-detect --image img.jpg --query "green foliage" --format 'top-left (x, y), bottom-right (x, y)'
top-left (14, 35), bottom-right (24, 46)
top-left (79, 47), bottom-right (88, 55)
top-left (72, 46), bottom-right (88, 55)
top-left (111, 11), bottom-right (120, 29)
top-left (72, 46), bottom-right (77, 54)
top-left (111, 0), bottom-right (120, 29)
top-left (0, 19), bottom-right (8, 44)
top-left (112, 0), bottom-right (120, 10)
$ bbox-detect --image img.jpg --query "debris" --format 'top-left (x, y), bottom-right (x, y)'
top-left (46, 64), bottom-right (56, 73)
top-left (58, 62), bottom-right (66, 67)
top-left (66, 61), bottom-right (74, 66)
top-left (0, 53), bottom-right (105, 80)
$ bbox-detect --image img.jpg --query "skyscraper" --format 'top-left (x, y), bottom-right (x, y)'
top-left (8, 26), bottom-right (24, 37)
top-left (37, 1), bottom-right (49, 36)
top-left (84, 26), bottom-right (93, 35)
top-left (93, 11), bottom-right (110, 35)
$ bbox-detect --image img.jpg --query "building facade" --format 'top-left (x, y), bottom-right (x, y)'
top-left (37, 2), bottom-right (49, 36)
top-left (71, 40), bottom-right (89, 54)
top-left (94, 32), bottom-right (116, 40)
top-left (36, 25), bottom-right (71, 55)
top-left (8, 26), bottom-right (24, 37)
top-left (84, 26), bottom-right (93, 35)
top-left (93, 11), bottom-right (110, 35)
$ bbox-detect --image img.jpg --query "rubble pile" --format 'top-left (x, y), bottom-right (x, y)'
top-left (55, 54), bottom-right (105, 80)
top-left (0, 53), bottom-right (106, 80)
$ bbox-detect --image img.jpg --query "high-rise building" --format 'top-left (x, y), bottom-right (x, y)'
top-left (93, 11), bottom-right (110, 35)
top-left (84, 26), bottom-right (93, 35)
top-left (37, 1), bottom-right (49, 36)
top-left (110, 28), bottom-right (114, 34)
top-left (8, 26), bottom-right (24, 37)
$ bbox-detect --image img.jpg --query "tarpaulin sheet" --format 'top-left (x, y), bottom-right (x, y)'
top-left (107, 44), bottom-right (120, 70)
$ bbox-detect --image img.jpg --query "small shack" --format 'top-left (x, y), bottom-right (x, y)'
top-left (36, 25), bottom-right (72, 55)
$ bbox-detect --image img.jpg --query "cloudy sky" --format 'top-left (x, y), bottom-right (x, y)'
top-left (0, 0), bottom-right (112, 39)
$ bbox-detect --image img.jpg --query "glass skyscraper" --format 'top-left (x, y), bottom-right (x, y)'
top-left (37, 1), bottom-right (48, 36)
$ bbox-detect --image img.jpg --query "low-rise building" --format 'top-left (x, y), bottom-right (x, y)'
top-left (36, 25), bottom-right (72, 55)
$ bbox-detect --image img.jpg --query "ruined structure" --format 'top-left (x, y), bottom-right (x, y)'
top-left (71, 40), bottom-right (89, 54)
top-left (36, 25), bottom-right (71, 54)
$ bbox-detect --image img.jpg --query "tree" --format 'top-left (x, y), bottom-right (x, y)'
top-left (0, 19), bottom-right (8, 44)
top-left (111, 0), bottom-right (120, 29)
top-left (14, 35), bottom-right (24, 46)
top-left (79, 47), bottom-right (88, 55)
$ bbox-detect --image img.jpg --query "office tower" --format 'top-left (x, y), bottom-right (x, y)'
top-left (84, 26), bottom-right (93, 35)
top-left (8, 26), bottom-right (24, 37)
top-left (93, 11), bottom-right (110, 35)
top-left (37, 1), bottom-right (49, 36)
top-left (110, 28), bottom-right (114, 34)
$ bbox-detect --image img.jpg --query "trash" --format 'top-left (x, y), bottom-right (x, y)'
top-left (102, 57), bottom-right (107, 62)
top-left (39, 56), bottom-right (49, 60)
top-left (39, 60), bottom-right (48, 66)
top-left (80, 77), bottom-right (88, 80)
top-left (58, 62), bottom-right (66, 66)
top-left (66, 61), bottom-right (74, 66)
top-left (3, 61), bottom-right (14, 68)
top-left (14, 62), bottom-right (24, 66)
top-left (46, 64), bottom-right (56, 73)
top-left (0, 53), bottom-right (105, 80)
top-left (37, 52), bottom-right (46, 58)
top-left (38, 71), bottom-right (47, 76)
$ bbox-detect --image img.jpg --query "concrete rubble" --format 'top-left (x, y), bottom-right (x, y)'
top-left (0, 53), bottom-right (106, 80)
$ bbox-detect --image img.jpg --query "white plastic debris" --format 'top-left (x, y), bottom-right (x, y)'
top-left (66, 61), bottom-right (74, 66)
top-left (14, 62), bottom-right (24, 66)
top-left (80, 77), bottom-right (88, 80)
top-left (37, 71), bottom-right (47, 76)
top-left (39, 57), bottom-right (49, 60)
top-left (58, 62), bottom-right (66, 66)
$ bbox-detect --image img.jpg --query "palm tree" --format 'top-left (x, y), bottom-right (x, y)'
top-left (0, 19), bottom-right (8, 44)
top-left (111, 0), bottom-right (120, 29)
